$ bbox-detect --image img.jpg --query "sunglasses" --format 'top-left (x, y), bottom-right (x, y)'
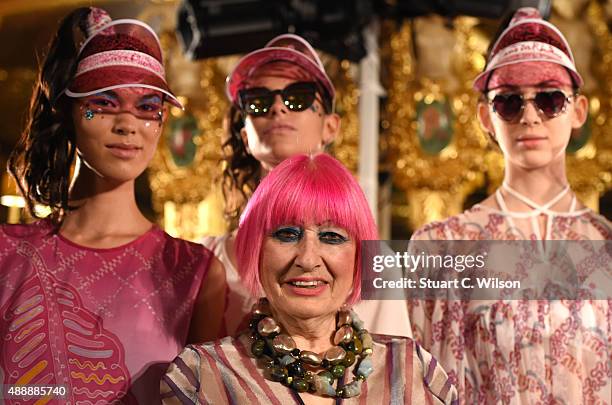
top-left (488, 90), bottom-right (573, 122)
top-left (238, 82), bottom-right (326, 117)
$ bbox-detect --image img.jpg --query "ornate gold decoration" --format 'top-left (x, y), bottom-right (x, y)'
top-left (147, 28), bottom-right (228, 240)
top-left (323, 57), bottom-right (359, 173)
top-left (564, 1), bottom-right (612, 211)
top-left (383, 18), bottom-right (487, 230)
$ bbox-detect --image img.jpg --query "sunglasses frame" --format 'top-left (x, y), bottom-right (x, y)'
top-left (487, 90), bottom-right (574, 122)
top-left (238, 81), bottom-right (329, 117)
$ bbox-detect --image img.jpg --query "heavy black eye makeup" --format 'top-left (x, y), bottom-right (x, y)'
top-left (318, 231), bottom-right (349, 245)
top-left (270, 225), bottom-right (350, 245)
top-left (271, 226), bottom-right (303, 242)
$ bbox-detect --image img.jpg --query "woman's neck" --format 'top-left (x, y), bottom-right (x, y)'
top-left (503, 159), bottom-right (570, 207)
top-left (272, 308), bottom-right (337, 354)
top-left (59, 165), bottom-right (151, 248)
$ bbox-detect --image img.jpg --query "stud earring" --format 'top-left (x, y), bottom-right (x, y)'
top-left (84, 109), bottom-right (94, 120)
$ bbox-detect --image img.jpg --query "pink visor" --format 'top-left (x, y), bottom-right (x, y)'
top-left (226, 34), bottom-right (335, 109)
top-left (473, 7), bottom-right (583, 92)
top-left (64, 8), bottom-right (183, 109)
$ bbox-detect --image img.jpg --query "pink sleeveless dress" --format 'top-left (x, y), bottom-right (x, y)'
top-left (0, 220), bottom-right (212, 404)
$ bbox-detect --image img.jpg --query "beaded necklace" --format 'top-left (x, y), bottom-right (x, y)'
top-left (249, 298), bottom-right (374, 398)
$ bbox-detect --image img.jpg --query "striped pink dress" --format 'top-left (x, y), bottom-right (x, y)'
top-left (160, 333), bottom-right (458, 404)
top-left (0, 220), bottom-right (212, 404)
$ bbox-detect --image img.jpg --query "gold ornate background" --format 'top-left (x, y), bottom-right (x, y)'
top-left (383, 1), bottom-right (612, 233)
top-left (1, 0), bottom-right (611, 236)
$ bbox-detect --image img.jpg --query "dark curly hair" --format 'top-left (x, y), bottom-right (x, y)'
top-left (8, 7), bottom-right (91, 223)
top-left (220, 106), bottom-right (261, 227)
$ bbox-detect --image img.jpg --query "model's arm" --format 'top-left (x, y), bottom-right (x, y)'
top-left (187, 256), bottom-right (227, 343)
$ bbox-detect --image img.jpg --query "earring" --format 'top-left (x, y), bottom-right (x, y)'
top-left (84, 109), bottom-right (94, 120)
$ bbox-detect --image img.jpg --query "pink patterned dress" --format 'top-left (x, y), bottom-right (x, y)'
top-left (409, 201), bottom-right (611, 404)
top-left (0, 220), bottom-right (212, 404)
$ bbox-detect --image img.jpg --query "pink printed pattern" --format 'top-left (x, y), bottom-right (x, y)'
top-left (409, 206), bottom-right (612, 404)
top-left (76, 50), bottom-right (165, 79)
top-left (0, 220), bottom-right (211, 404)
top-left (1, 267), bottom-right (132, 404)
top-left (86, 8), bottom-right (113, 37)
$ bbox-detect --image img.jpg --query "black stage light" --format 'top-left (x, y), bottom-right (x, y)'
top-left (177, 0), bottom-right (372, 62)
top-left (176, 0), bottom-right (551, 62)
top-left (375, 0), bottom-right (551, 19)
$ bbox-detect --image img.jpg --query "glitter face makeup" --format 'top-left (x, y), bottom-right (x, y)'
top-left (79, 90), bottom-right (164, 122)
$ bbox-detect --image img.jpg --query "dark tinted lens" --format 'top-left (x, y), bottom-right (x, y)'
top-left (534, 91), bottom-right (566, 117)
top-left (240, 88), bottom-right (274, 116)
top-left (492, 94), bottom-right (523, 121)
top-left (282, 82), bottom-right (316, 111)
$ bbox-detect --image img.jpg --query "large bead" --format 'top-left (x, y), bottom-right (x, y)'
top-left (337, 310), bottom-right (352, 327)
top-left (324, 346), bottom-right (347, 364)
top-left (251, 339), bottom-right (265, 357)
top-left (352, 336), bottom-right (363, 354)
top-left (331, 364), bottom-right (346, 378)
top-left (342, 351), bottom-right (356, 367)
top-left (272, 334), bottom-right (296, 354)
top-left (287, 361), bottom-right (306, 378)
top-left (258, 317), bottom-right (281, 336)
top-left (356, 357), bottom-right (373, 379)
top-left (279, 355), bottom-right (295, 367)
top-left (317, 370), bottom-right (333, 384)
top-left (350, 310), bottom-right (364, 331)
top-left (270, 365), bottom-right (288, 382)
top-left (252, 298), bottom-right (271, 316)
top-left (333, 325), bottom-right (354, 345)
top-left (313, 374), bottom-right (336, 396)
top-left (300, 350), bottom-right (323, 365)
top-left (303, 371), bottom-right (315, 384)
top-left (359, 331), bottom-right (373, 355)
top-left (291, 378), bottom-right (309, 393)
top-left (338, 380), bottom-right (362, 398)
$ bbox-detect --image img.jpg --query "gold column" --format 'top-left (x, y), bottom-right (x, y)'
top-left (383, 19), bottom-right (487, 231)
top-left (323, 57), bottom-right (360, 173)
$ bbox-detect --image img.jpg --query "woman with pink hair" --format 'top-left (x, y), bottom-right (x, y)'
top-left (409, 7), bottom-right (611, 404)
top-left (163, 154), bottom-right (457, 404)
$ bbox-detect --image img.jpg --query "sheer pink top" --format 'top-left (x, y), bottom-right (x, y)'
top-left (409, 202), bottom-right (611, 404)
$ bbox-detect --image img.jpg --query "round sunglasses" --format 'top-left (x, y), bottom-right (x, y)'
top-left (488, 90), bottom-right (574, 122)
top-left (238, 81), bottom-right (328, 117)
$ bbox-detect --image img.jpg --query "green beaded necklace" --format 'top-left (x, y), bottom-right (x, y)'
top-left (249, 298), bottom-right (374, 398)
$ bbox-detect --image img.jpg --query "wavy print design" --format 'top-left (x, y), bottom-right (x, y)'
top-left (1, 248), bottom-right (133, 404)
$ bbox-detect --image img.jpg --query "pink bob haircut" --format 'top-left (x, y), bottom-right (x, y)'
top-left (235, 153), bottom-right (378, 305)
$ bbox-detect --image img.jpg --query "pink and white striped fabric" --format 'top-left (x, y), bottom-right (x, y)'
top-left (161, 333), bottom-right (458, 404)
